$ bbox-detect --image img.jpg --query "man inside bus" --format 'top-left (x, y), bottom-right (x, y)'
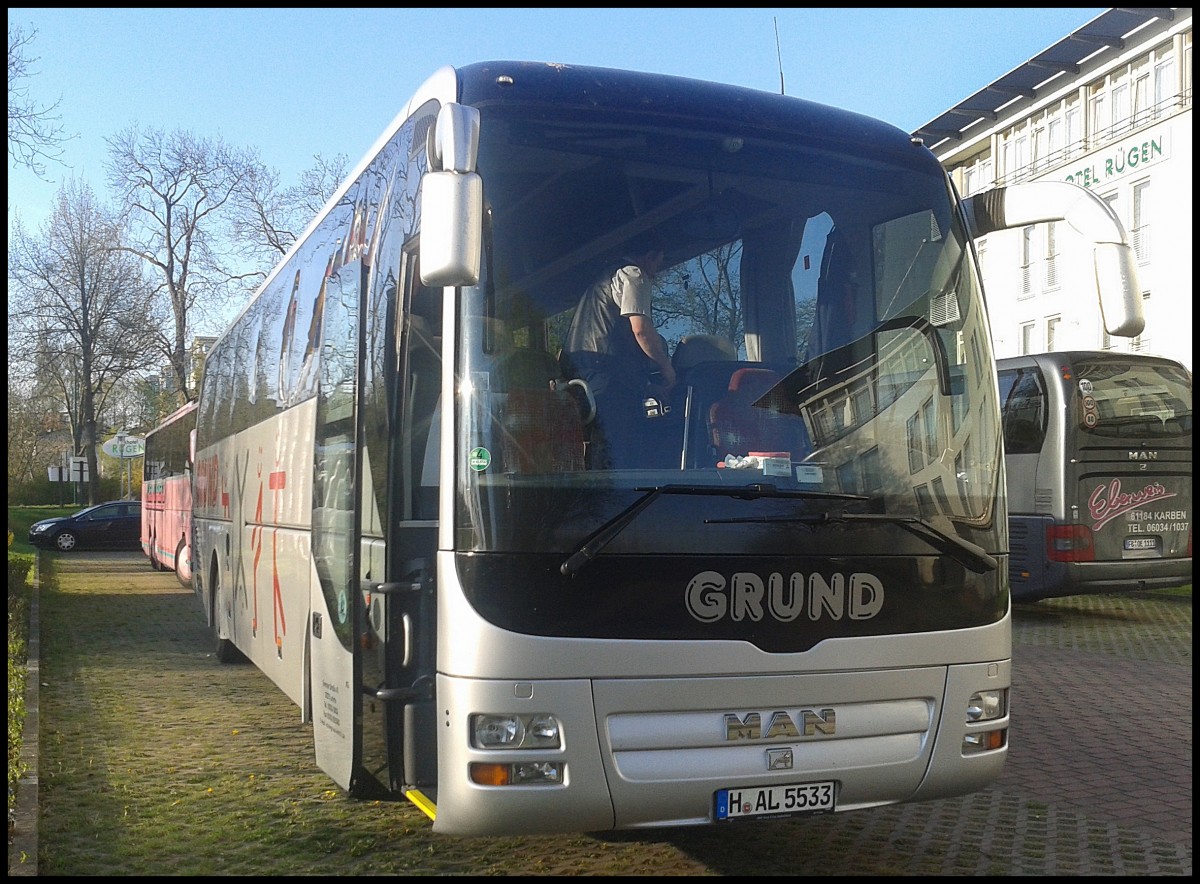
top-left (560, 232), bottom-right (675, 469)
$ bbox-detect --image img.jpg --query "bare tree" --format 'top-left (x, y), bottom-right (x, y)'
top-left (106, 125), bottom-right (259, 400)
top-left (230, 151), bottom-right (349, 284)
top-left (8, 179), bottom-right (158, 504)
top-left (7, 23), bottom-right (71, 178)
top-left (655, 242), bottom-right (744, 346)
top-left (6, 376), bottom-right (54, 490)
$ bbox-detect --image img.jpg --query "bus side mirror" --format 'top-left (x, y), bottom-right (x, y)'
top-left (420, 103), bottom-right (483, 287)
top-left (963, 181), bottom-right (1145, 339)
top-left (1093, 242), bottom-right (1144, 338)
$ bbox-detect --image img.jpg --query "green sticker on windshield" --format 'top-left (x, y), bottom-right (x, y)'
top-left (469, 447), bottom-right (491, 471)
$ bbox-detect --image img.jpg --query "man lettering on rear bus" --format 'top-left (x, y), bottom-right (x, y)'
top-left (561, 233), bottom-right (675, 469)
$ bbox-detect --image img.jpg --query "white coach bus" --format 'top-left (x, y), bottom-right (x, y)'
top-left (192, 61), bottom-right (1144, 835)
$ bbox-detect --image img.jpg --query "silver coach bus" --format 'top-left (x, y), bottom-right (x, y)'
top-left (998, 350), bottom-right (1191, 601)
top-left (193, 61), bottom-right (1145, 835)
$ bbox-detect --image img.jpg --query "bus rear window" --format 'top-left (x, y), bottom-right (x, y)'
top-left (1072, 360), bottom-right (1192, 439)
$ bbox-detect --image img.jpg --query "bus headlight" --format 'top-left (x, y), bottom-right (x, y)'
top-left (966, 689), bottom-right (1005, 722)
top-left (962, 688), bottom-right (1007, 754)
top-left (469, 760), bottom-right (565, 786)
top-left (471, 713), bottom-right (561, 749)
top-left (469, 713), bottom-right (565, 787)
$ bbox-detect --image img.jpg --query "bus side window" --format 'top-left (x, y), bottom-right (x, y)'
top-left (1003, 418), bottom-right (1042, 454)
top-left (403, 312), bottom-right (442, 521)
top-left (998, 368), bottom-right (1046, 454)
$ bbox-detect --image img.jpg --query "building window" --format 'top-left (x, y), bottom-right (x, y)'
top-left (960, 154), bottom-right (994, 196)
top-left (1089, 87), bottom-right (1108, 144)
top-left (907, 413), bottom-right (923, 475)
top-left (1047, 115), bottom-right (1063, 165)
top-left (1134, 291), bottom-right (1151, 352)
top-left (1065, 105), bottom-right (1082, 157)
top-left (1133, 70), bottom-right (1152, 127)
top-left (1132, 181), bottom-right (1150, 263)
top-left (921, 398), bottom-right (937, 465)
top-left (1044, 221), bottom-right (1058, 289)
top-left (1014, 133), bottom-right (1029, 179)
top-left (1020, 322), bottom-right (1035, 355)
top-left (837, 460), bottom-right (859, 494)
top-left (1153, 55), bottom-right (1177, 119)
top-left (860, 446), bottom-right (882, 495)
top-left (1102, 192), bottom-right (1119, 236)
top-left (1020, 226), bottom-right (1034, 297)
top-left (914, 484), bottom-right (935, 519)
top-left (1046, 315), bottom-right (1060, 351)
top-left (1112, 81), bottom-right (1131, 135)
top-left (955, 449), bottom-right (968, 504)
top-left (931, 476), bottom-right (952, 516)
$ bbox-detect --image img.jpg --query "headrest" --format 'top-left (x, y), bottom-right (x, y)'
top-left (728, 367), bottom-right (780, 398)
top-left (493, 348), bottom-right (562, 391)
top-left (672, 334), bottom-right (737, 371)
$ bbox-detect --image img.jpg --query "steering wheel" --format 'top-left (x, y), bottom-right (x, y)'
top-left (565, 378), bottom-right (597, 424)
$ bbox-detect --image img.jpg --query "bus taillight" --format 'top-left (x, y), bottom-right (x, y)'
top-left (1046, 524), bottom-right (1095, 562)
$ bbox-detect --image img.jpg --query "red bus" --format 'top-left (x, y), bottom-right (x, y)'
top-left (142, 400), bottom-right (197, 584)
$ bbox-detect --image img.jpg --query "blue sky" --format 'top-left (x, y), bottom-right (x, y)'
top-left (8, 7), bottom-right (1105, 235)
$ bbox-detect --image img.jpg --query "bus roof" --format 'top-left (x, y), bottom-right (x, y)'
top-left (455, 60), bottom-right (926, 166)
top-left (146, 399), bottom-right (198, 437)
top-left (997, 351), bottom-right (1190, 372)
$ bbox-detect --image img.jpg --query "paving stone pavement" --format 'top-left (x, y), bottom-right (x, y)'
top-left (8, 553), bottom-right (1191, 875)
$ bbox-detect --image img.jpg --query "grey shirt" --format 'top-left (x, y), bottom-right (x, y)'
top-left (563, 263), bottom-right (654, 355)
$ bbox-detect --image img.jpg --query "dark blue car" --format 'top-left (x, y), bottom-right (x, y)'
top-left (27, 501), bottom-right (143, 552)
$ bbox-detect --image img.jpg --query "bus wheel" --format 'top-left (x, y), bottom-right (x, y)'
top-left (149, 541), bottom-right (165, 571)
top-left (211, 567), bottom-right (245, 664)
top-left (174, 539), bottom-right (191, 586)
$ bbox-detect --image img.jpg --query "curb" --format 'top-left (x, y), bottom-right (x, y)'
top-left (8, 552), bottom-right (40, 877)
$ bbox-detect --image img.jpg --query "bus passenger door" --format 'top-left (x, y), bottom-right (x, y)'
top-left (310, 257), bottom-right (368, 795)
top-left (389, 255), bottom-right (443, 798)
top-left (353, 240), bottom-right (443, 803)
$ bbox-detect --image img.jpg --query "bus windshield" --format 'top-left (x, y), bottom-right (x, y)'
top-left (455, 105), bottom-right (1001, 557)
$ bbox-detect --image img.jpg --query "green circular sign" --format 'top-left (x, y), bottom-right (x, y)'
top-left (469, 447), bottom-right (492, 471)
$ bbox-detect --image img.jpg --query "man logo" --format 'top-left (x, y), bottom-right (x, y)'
top-left (724, 709), bottom-right (836, 741)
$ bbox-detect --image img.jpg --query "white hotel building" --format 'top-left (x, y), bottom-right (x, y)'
top-left (914, 8), bottom-right (1192, 370)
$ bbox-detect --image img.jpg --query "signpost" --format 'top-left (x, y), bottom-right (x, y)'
top-left (101, 434), bottom-right (145, 459)
top-left (49, 435), bottom-right (144, 504)
top-left (69, 456), bottom-right (88, 506)
top-left (102, 432), bottom-right (144, 500)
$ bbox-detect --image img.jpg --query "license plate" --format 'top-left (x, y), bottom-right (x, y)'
top-left (715, 781), bottom-right (836, 821)
top-left (1124, 537), bottom-right (1158, 550)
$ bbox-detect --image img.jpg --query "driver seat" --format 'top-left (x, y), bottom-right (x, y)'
top-left (708, 367), bottom-right (793, 460)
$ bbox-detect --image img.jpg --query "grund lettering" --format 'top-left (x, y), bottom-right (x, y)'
top-left (686, 571), bottom-right (884, 623)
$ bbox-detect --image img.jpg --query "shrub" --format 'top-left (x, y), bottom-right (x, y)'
top-left (8, 545), bottom-right (35, 821)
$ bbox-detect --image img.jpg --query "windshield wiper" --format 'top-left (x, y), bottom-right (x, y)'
top-left (560, 484), bottom-right (868, 577)
top-left (706, 510), bottom-right (997, 574)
